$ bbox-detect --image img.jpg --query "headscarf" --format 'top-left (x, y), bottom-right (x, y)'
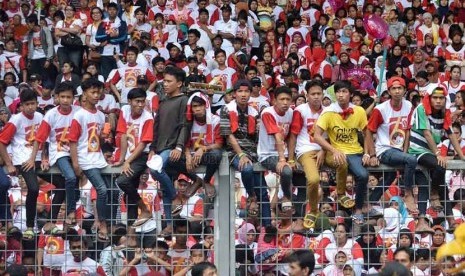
top-left (186, 92), bottom-right (214, 143)
top-left (292, 31), bottom-right (306, 49)
top-left (390, 196), bottom-right (408, 224)
top-left (237, 223), bottom-right (256, 245)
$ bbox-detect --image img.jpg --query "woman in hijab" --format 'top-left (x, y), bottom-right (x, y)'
top-left (331, 50), bottom-right (355, 83)
top-left (387, 44), bottom-right (411, 77)
top-left (406, 49), bottom-right (428, 79)
top-left (356, 224), bottom-right (378, 271)
top-left (237, 223), bottom-right (258, 256)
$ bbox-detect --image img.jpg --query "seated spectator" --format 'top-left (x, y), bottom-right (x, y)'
top-left (61, 235), bottom-right (105, 275)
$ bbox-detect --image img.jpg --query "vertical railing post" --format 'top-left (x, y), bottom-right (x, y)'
top-left (214, 154), bottom-right (235, 275)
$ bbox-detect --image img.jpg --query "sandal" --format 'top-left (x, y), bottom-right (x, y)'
top-left (171, 205), bottom-right (183, 217)
top-left (338, 195), bottom-right (355, 209)
top-left (132, 217), bottom-right (151, 227)
top-left (352, 213), bottom-right (364, 225)
top-left (97, 231), bottom-right (110, 242)
top-left (23, 229), bottom-right (35, 240)
top-left (303, 212), bottom-right (319, 229)
top-left (185, 177), bottom-right (203, 197)
top-left (203, 182), bottom-right (216, 200)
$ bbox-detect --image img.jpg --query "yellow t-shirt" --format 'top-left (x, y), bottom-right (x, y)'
top-left (316, 106), bottom-right (367, 154)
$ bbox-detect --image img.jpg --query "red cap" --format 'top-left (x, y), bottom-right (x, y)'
top-left (387, 76), bottom-right (406, 89)
top-left (177, 174), bottom-right (192, 184)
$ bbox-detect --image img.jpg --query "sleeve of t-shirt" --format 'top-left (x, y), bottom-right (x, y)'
top-left (290, 109), bottom-right (304, 135)
top-left (0, 122), bottom-right (17, 145)
top-left (438, 141), bottom-right (449, 156)
top-left (213, 121), bottom-right (223, 145)
top-left (192, 199), bottom-right (204, 216)
top-left (67, 119), bottom-right (82, 142)
top-left (367, 108), bottom-right (384, 132)
top-left (261, 112), bottom-right (280, 134)
top-left (35, 120), bottom-right (52, 144)
top-left (140, 118), bottom-right (154, 143)
top-left (316, 112), bottom-right (330, 131)
top-left (116, 113), bottom-right (127, 135)
top-left (352, 242), bottom-right (364, 261)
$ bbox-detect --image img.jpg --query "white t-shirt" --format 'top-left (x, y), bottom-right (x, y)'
top-left (258, 106), bottom-right (293, 162)
top-left (61, 257), bottom-right (104, 275)
top-left (290, 104), bottom-right (323, 158)
top-left (117, 105), bottom-right (153, 159)
top-left (368, 99), bottom-right (412, 157)
top-left (0, 112), bottom-right (43, 165)
top-left (56, 19), bottom-right (83, 47)
top-left (68, 108), bottom-right (108, 170)
top-left (36, 106), bottom-right (79, 166)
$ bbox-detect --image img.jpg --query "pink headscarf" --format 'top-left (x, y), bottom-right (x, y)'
top-left (237, 223), bottom-right (256, 245)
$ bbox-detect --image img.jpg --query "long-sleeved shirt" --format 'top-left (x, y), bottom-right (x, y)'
top-left (150, 93), bottom-right (191, 153)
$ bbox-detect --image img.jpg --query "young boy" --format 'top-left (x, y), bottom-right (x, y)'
top-left (34, 82), bottom-right (80, 222)
top-left (68, 79), bottom-right (116, 241)
top-left (258, 86), bottom-right (294, 211)
top-left (109, 46), bottom-right (157, 104)
top-left (114, 88), bottom-right (154, 227)
top-left (0, 88), bottom-right (43, 239)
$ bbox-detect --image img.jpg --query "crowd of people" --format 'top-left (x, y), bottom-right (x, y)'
top-left (0, 0), bottom-right (465, 275)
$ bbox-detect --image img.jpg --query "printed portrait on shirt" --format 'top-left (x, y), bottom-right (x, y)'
top-left (45, 236), bottom-right (65, 255)
top-left (306, 118), bottom-right (316, 142)
top-left (126, 123), bottom-right (140, 153)
top-left (389, 116), bottom-right (408, 147)
top-left (125, 68), bottom-right (142, 88)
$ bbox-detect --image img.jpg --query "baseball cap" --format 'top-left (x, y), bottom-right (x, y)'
top-left (177, 174), bottom-right (193, 183)
top-left (233, 79), bottom-right (252, 91)
top-left (387, 76), bottom-right (406, 89)
top-left (167, 42), bottom-right (182, 51)
top-left (250, 77), bottom-right (262, 86)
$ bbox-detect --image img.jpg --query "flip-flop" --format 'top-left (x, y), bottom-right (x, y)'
top-left (171, 205), bottom-right (183, 216)
top-left (303, 212), bottom-right (319, 229)
top-left (338, 195), bottom-right (355, 209)
top-left (97, 231), bottom-right (110, 242)
top-left (203, 183), bottom-right (216, 199)
top-left (132, 217), bottom-right (151, 227)
top-left (185, 178), bottom-right (203, 197)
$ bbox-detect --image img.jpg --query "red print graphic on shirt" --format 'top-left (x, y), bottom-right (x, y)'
top-left (55, 127), bottom-right (70, 152)
top-left (126, 123), bottom-right (140, 153)
top-left (25, 124), bottom-right (38, 148)
top-left (87, 123), bottom-right (100, 153)
top-left (124, 68), bottom-right (142, 88)
top-left (306, 118), bottom-right (316, 143)
top-left (45, 236), bottom-right (65, 255)
top-left (388, 116), bottom-right (408, 147)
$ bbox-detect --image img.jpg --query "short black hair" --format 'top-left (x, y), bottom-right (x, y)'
top-left (152, 239), bottom-right (169, 250)
top-left (188, 29), bottom-right (201, 38)
top-left (198, 8), bottom-right (209, 16)
top-left (55, 81), bottom-right (76, 95)
top-left (107, 2), bottom-right (119, 10)
top-left (20, 89), bottom-right (37, 103)
top-left (305, 80), bottom-right (324, 92)
top-left (4, 72), bottom-right (17, 83)
top-left (394, 247), bottom-right (413, 262)
top-left (68, 235), bottom-right (88, 247)
top-left (286, 250), bottom-right (315, 275)
top-left (214, 49), bottom-right (226, 57)
top-left (81, 78), bottom-right (103, 92)
top-left (273, 86), bottom-right (292, 98)
top-left (245, 66), bottom-right (257, 75)
top-left (127, 88), bottom-right (147, 100)
top-left (126, 46), bottom-right (139, 56)
top-left (334, 80), bottom-right (353, 94)
top-left (26, 14), bottom-right (38, 25)
top-left (191, 262), bottom-right (216, 276)
top-left (191, 95), bottom-right (207, 106)
top-left (164, 66), bottom-right (186, 84)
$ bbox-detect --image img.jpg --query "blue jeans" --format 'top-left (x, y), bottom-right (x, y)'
top-left (57, 47), bottom-right (83, 75)
top-left (56, 157), bottom-right (79, 215)
top-left (232, 156), bottom-right (271, 226)
top-left (83, 168), bottom-right (115, 223)
top-left (0, 169), bottom-right (10, 221)
top-left (100, 55), bottom-right (117, 80)
top-left (347, 154), bottom-right (369, 210)
top-left (260, 156), bottom-right (293, 199)
top-left (149, 149), bottom-right (177, 224)
top-left (380, 148), bottom-right (417, 190)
